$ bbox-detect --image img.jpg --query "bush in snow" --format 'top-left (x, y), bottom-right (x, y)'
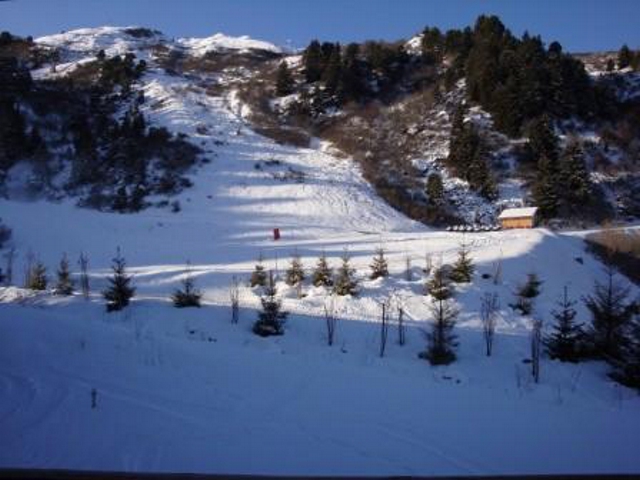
top-left (611, 314), bottom-right (640, 390)
top-left (369, 247), bottom-right (389, 280)
top-left (250, 252), bottom-right (267, 288)
top-left (449, 240), bottom-right (474, 283)
top-left (481, 292), bottom-right (499, 356)
top-left (230, 276), bottom-right (240, 324)
top-left (253, 271), bottom-right (287, 337)
top-left (530, 318), bottom-right (543, 383)
top-left (333, 250), bottom-right (358, 296)
top-left (54, 253), bottom-right (74, 296)
top-left (103, 248), bottom-right (135, 312)
top-left (425, 266), bottom-right (452, 300)
top-left (78, 252), bottom-right (90, 299)
top-left (583, 266), bottom-right (635, 360)
top-left (312, 251), bottom-right (333, 287)
top-left (26, 259), bottom-right (48, 291)
top-left (420, 297), bottom-right (459, 365)
top-left (285, 251), bottom-right (305, 287)
top-left (172, 263), bottom-right (202, 308)
top-left (511, 273), bottom-right (543, 315)
top-left (544, 286), bottom-right (585, 362)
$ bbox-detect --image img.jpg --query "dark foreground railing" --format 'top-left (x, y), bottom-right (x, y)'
top-left (1, 470), bottom-right (640, 480)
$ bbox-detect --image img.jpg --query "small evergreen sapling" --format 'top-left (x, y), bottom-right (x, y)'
top-left (612, 314), bottom-right (640, 390)
top-left (449, 240), bottom-right (474, 283)
top-left (420, 297), bottom-right (459, 365)
top-left (333, 250), bottom-right (358, 296)
top-left (370, 247), bottom-right (389, 280)
top-left (312, 251), bottom-right (333, 287)
top-left (583, 266), bottom-right (635, 360)
top-left (544, 286), bottom-right (584, 362)
top-left (27, 260), bottom-right (48, 291)
top-left (426, 266), bottom-right (452, 300)
top-left (250, 252), bottom-right (267, 287)
top-left (512, 273), bottom-right (543, 315)
top-left (103, 248), bottom-right (135, 312)
top-left (172, 263), bottom-right (202, 308)
top-left (54, 253), bottom-right (74, 296)
top-left (253, 271), bottom-right (287, 337)
top-left (285, 251), bottom-right (305, 286)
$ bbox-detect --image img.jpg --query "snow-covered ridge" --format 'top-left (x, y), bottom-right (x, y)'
top-left (177, 33), bottom-right (282, 55)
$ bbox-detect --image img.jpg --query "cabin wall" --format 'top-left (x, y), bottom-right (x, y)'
top-left (500, 217), bottom-right (535, 229)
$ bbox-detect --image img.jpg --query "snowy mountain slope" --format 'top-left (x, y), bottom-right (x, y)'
top-left (177, 33), bottom-right (282, 56)
top-left (1, 26), bottom-right (640, 476)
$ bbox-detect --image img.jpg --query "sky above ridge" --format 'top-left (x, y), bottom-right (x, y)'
top-left (1, 0), bottom-right (638, 52)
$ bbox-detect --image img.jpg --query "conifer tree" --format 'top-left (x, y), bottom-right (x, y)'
top-left (527, 115), bottom-right (559, 164)
top-left (420, 297), bottom-right (459, 365)
top-left (303, 40), bottom-right (324, 83)
top-left (334, 250), bottom-right (358, 296)
top-left (618, 44), bottom-right (633, 69)
top-left (532, 154), bottom-right (559, 219)
top-left (559, 141), bottom-right (591, 209)
top-left (584, 266), bottom-right (635, 359)
top-left (426, 173), bottom-right (444, 205)
top-left (275, 61), bottom-right (294, 97)
top-left (612, 314), bottom-right (640, 390)
top-left (253, 271), bottom-right (287, 337)
top-left (544, 286), bottom-right (584, 362)
top-left (172, 262), bottom-right (202, 308)
top-left (312, 251), bottom-right (333, 287)
top-left (27, 260), bottom-right (47, 291)
top-left (250, 253), bottom-right (267, 288)
top-left (449, 241), bottom-right (474, 283)
top-left (103, 248), bottom-right (135, 312)
top-left (426, 266), bottom-right (453, 300)
top-left (54, 253), bottom-right (74, 296)
top-left (285, 251), bottom-right (305, 286)
top-left (512, 273), bottom-right (543, 315)
top-left (369, 247), bottom-right (389, 280)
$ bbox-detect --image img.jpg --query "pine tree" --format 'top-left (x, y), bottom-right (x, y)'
top-left (54, 253), bottom-right (74, 296)
top-left (420, 297), bottom-right (459, 365)
top-left (526, 115), bottom-right (559, 164)
top-left (369, 247), bottom-right (389, 280)
top-left (312, 251), bottom-right (333, 287)
top-left (172, 262), bottom-right (202, 308)
top-left (612, 314), bottom-right (640, 390)
top-left (544, 286), bottom-right (584, 362)
top-left (449, 241), bottom-right (474, 283)
top-left (426, 266), bottom-right (453, 300)
top-left (532, 154), bottom-right (559, 219)
top-left (512, 273), bottom-right (543, 315)
top-left (559, 141), bottom-right (591, 210)
top-left (584, 266), bottom-right (635, 360)
top-left (303, 40), bottom-right (324, 83)
top-left (275, 61), bottom-right (294, 97)
top-left (334, 250), bottom-right (357, 296)
top-left (426, 173), bottom-right (444, 205)
top-left (250, 253), bottom-right (267, 287)
top-left (103, 248), bottom-right (135, 312)
top-left (285, 251), bottom-right (305, 286)
top-left (253, 271), bottom-right (287, 337)
top-left (606, 58), bottom-right (615, 72)
top-left (27, 260), bottom-right (47, 291)
top-left (618, 44), bottom-right (633, 69)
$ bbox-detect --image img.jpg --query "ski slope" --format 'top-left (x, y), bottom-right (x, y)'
top-left (1, 27), bottom-right (639, 476)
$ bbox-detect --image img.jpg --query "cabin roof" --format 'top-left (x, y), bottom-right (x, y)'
top-left (498, 207), bottom-right (538, 220)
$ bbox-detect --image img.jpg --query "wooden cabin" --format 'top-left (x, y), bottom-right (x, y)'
top-left (498, 207), bottom-right (538, 229)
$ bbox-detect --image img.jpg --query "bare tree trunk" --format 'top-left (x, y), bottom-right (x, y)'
top-left (531, 318), bottom-right (543, 383)
top-left (230, 276), bottom-right (240, 324)
top-left (23, 250), bottom-right (34, 288)
top-left (493, 251), bottom-right (503, 285)
top-left (404, 255), bottom-right (412, 281)
top-left (324, 295), bottom-right (337, 346)
top-left (397, 307), bottom-right (406, 346)
top-left (481, 292), bottom-right (499, 356)
top-left (424, 252), bottom-right (433, 276)
top-left (78, 252), bottom-right (90, 299)
top-left (380, 301), bottom-right (389, 357)
top-left (4, 247), bottom-right (15, 286)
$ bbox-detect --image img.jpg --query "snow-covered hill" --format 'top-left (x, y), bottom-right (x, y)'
top-left (1, 26), bottom-right (640, 476)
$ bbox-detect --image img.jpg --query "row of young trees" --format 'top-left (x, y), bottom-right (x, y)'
top-left (7, 244), bottom-right (639, 389)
